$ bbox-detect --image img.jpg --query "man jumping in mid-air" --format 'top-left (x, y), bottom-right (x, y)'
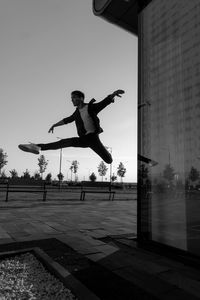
top-left (19, 89), bottom-right (125, 164)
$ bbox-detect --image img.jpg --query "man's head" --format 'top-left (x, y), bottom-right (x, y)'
top-left (71, 90), bottom-right (85, 107)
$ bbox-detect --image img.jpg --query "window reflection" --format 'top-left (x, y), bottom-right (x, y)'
top-left (139, 0), bottom-right (200, 255)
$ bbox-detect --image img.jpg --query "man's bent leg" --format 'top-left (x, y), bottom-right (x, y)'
top-left (88, 135), bottom-right (113, 164)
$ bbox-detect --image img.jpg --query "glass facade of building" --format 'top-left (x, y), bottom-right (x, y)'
top-left (138, 0), bottom-right (200, 255)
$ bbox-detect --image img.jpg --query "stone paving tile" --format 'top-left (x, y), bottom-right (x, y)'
top-left (80, 236), bottom-right (106, 246)
top-left (176, 266), bottom-right (200, 281)
top-left (74, 247), bottom-right (101, 255)
top-left (0, 228), bottom-right (12, 239)
top-left (114, 266), bottom-right (175, 296)
top-left (0, 238), bottom-right (14, 244)
top-left (57, 234), bottom-right (98, 251)
top-left (11, 234), bottom-right (47, 242)
top-left (27, 222), bottom-right (60, 234)
top-left (80, 229), bottom-right (109, 239)
top-left (159, 270), bottom-right (200, 298)
top-left (66, 238), bottom-right (105, 253)
top-left (9, 232), bottom-right (30, 241)
top-left (44, 221), bottom-right (71, 232)
top-left (86, 252), bottom-right (109, 262)
top-left (160, 287), bottom-right (200, 300)
top-left (24, 227), bottom-right (44, 235)
top-left (93, 244), bottom-right (119, 255)
top-left (96, 254), bottom-right (130, 270)
top-left (126, 254), bottom-right (171, 275)
top-left (134, 250), bottom-right (200, 281)
top-left (0, 223), bottom-right (21, 233)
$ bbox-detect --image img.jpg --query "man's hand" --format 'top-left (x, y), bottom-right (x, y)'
top-left (48, 125), bottom-right (55, 133)
top-left (111, 89), bottom-right (125, 100)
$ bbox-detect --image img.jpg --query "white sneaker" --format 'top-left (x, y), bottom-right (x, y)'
top-left (18, 143), bottom-right (40, 154)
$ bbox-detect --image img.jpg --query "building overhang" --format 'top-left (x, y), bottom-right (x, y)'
top-left (93, 0), bottom-right (152, 35)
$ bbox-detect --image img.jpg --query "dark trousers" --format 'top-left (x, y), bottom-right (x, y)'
top-left (138, 154), bottom-right (151, 163)
top-left (138, 154), bottom-right (158, 165)
top-left (38, 133), bottom-right (112, 164)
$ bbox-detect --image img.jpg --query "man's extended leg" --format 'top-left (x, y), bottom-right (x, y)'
top-left (19, 137), bottom-right (88, 154)
top-left (38, 137), bottom-right (87, 150)
top-left (138, 154), bottom-right (158, 166)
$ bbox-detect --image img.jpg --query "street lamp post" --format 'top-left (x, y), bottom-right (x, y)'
top-left (66, 160), bottom-right (73, 182)
top-left (59, 148), bottom-right (62, 175)
top-left (57, 137), bottom-right (63, 189)
top-left (106, 146), bottom-right (112, 187)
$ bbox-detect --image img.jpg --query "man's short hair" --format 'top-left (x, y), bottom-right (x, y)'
top-left (71, 90), bottom-right (85, 99)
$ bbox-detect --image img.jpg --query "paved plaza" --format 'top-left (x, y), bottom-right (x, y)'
top-left (0, 199), bottom-right (136, 244)
top-left (0, 195), bottom-right (200, 299)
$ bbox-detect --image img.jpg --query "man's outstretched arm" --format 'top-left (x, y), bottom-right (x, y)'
top-left (110, 89), bottom-right (125, 102)
top-left (48, 114), bottom-right (75, 133)
top-left (48, 120), bottom-right (65, 133)
top-left (94, 89), bottom-right (125, 113)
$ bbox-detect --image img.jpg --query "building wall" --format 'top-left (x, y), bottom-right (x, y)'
top-left (139, 0), bottom-right (200, 254)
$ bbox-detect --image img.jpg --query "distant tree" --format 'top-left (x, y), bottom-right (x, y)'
top-left (38, 155), bottom-right (48, 179)
top-left (45, 173), bottom-right (52, 183)
top-left (138, 164), bottom-right (149, 186)
top-left (89, 172), bottom-right (97, 182)
top-left (22, 169), bottom-right (31, 179)
top-left (0, 170), bottom-right (7, 179)
top-left (163, 164), bottom-right (175, 184)
top-left (69, 165), bottom-right (73, 181)
top-left (9, 169), bottom-right (18, 179)
top-left (117, 162), bottom-right (126, 183)
top-left (138, 164), bottom-right (149, 180)
top-left (71, 160), bottom-right (79, 181)
top-left (98, 161), bottom-right (108, 181)
top-left (111, 173), bottom-right (117, 182)
top-left (57, 172), bottom-right (64, 182)
top-left (33, 171), bottom-right (41, 180)
top-left (188, 166), bottom-right (199, 188)
top-left (0, 148), bottom-right (8, 176)
top-left (188, 166), bottom-right (199, 183)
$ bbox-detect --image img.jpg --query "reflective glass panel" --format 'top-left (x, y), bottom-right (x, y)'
top-left (139, 0), bottom-right (200, 255)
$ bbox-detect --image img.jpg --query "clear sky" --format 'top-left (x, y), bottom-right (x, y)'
top-left (0, 0), bottom-right (138, 182)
